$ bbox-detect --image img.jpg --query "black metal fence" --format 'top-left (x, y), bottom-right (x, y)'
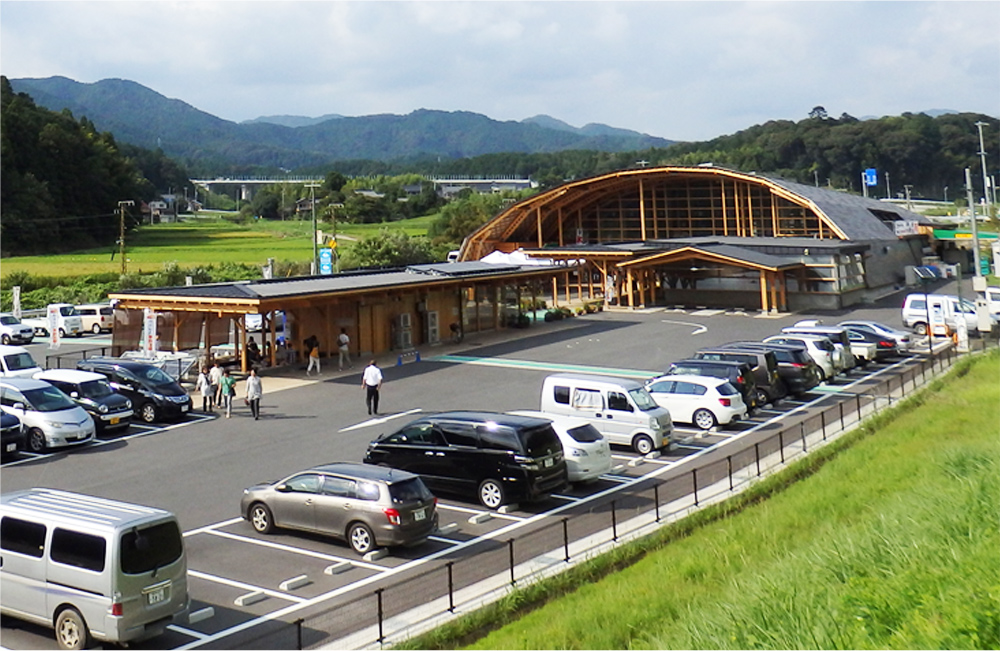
top-left (193, 338), bottom-right (997, 649)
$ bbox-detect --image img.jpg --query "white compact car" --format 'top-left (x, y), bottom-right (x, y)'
top-left (0, 378), bottom-right (96, 452)
top-left (0, 314), bottom-right (34, 345)
top-left (509, 410), bottom-right (612, 483)
top-left (644, 375), bottom-right (748, 430)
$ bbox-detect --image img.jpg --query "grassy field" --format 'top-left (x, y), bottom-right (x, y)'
top-left (0, 213), bottom-right (437, 278)
top-left (405, 349), bottom-right (1000, 650)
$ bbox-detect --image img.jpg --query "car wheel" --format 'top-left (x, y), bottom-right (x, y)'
top-left (249, 503), bottom-right (274, 534)
top-left (693, 408), bottom-right (717, 430)
top-left (632, 434), bottom-right (654, 455)
top-left (92, 324), bottom-right (102, 335)
top-left (27, 428), bottom-right (46, 453)
top-left (58, 328), bottom-right (67, 338)
top-left (0, 334), bottom-right (9, 345)
top-left (55, 608), bottom-right (90, 651)
top-left (139, 402), bottom-right (157, 423)
top-left (348, 522), bottom-right (376, 555)
top-left (755, 389), bottom-right (769, 407)
top-left (914, 322), bottom-right (927, 336)
top-left (478, 479), bottom-right (505, 510)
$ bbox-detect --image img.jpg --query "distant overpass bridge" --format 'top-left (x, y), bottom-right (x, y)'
top-left (190, 176), bottom-right (324, 198)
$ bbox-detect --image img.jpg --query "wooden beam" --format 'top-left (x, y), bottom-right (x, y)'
top-left (639, 178), bottom-right (647, 241)
top-left (759, 270), bottom-right (769, 312)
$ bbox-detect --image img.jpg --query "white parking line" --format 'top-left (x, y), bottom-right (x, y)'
top-left (599, 474), bottom-right (634, 484)
top-left (434, 502), bottom-right (525, 521)
top-left (549, 494), bottom-right (582, 502)
top-left (167, 625), bottom-right (209, 640)
top-left (427, 535), bottom-right (461, 546)
top-left (187, 569), bottom-right (306, 603)
top-left (183, 517), bottom-right (244, 537)
top-left (338, 408), bottom-right (422, 432)
top-left (204, 529), bottom-right (389, 572)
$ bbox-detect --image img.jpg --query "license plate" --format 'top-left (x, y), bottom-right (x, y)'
top-left (5, 443), bottom-right (15, 452)
top-left (147, 588), bottom-right (165, 605)
top-left (110, 417), bottom-right (119, 425)
top-left (413, 509), bottom-right (426, 521)
top-left (544, 457), bottom-right (554, 468)
top-left (181, 404), bottom-right (189, 412)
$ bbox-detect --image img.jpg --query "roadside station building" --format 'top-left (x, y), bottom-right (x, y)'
top-left (460, 165), bottom-right (934, 313)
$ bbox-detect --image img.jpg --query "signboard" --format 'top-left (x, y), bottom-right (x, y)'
top-left (319, 248), bottom-right (333, 275)
top-left (864, 168), bottom-right (878, 187)
top-left (893, 220), bottom-right (920, 237)
top-left (47, 304), bottom-right (61, 350)
top-left (143, 308), bottom-right (158, 356)
top-left (11, 286), bottom-right (20, 319)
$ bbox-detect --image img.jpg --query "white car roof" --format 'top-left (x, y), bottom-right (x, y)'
top-left (34, 369), bottom-right (107, 384)
top-left (647, 374), bottom-right (729, 388)
top-left (0, 377), bottom-right (52, 390)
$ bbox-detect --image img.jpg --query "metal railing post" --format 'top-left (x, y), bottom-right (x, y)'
top-left (376, 588), bottom-right (384, 644)
top-left (821, 411), bottom-right (827, 440)
top-left (611, 500), bottom-right (618, 541)
top-left (754, 442), bottom-right (761, 476)
top-left (779, 431), bottom-right (785, 464)
top-left (692, 468), bottom-right (699, 507)
top-left (654, 483), bottom-right (660, 522)
top-left (508, 538), bottom-right (516, 585)
top-left (562, 518), bottom-right (570, 562)
top-left (447, 562), bottom-right (455, 612)
top-left (727, 456), bottom-right (734, 491)
top-left (800, 421), bottom-right (807, 452)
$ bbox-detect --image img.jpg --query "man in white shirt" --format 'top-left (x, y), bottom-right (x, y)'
top-left (361, 359), bottom-right (383, 415)
top-left (338, 328), bottom-right (353, 371)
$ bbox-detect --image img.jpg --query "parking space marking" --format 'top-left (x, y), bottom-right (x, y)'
top-left (338, 408), bottom-right (423, 432)
top-left (427, 355), bottom-right (654, 379)
top-left (427, 535), bottom-right (461, 546)
top-left (187, 569), bottom-right (306, 603)
top-left (184, 517), bottom-right (245, 537)
top-left (599, 474), bottom-right (635, 484)
top-left (549, 494), bottom-right (582, 502)
top-left (204, 529), bottom-right (390, 572)
top-left (167, 625), bottom-right (208, 640)
top-left (434, 502), bottom-right (525, 522)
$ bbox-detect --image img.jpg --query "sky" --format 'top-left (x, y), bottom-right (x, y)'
top-left (1, 1), bottom-right (998, 142)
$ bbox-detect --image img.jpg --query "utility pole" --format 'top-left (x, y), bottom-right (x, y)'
top-left (306, 183), bottom-right (321, 275)
top-left (975, 121), bottom-right (992, 220)
top-left (965, 168), bottom-right (982, 277)
top-left (118, 200), bottom-right (134, 275)
top-left (904, 185), bottom-right (913, 212)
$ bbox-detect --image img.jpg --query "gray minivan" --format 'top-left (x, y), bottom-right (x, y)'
top-left (0, 488), bottom-right (189, 650)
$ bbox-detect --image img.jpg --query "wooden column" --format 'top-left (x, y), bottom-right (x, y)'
top-left (537, 208), bottom-right (544, 247)
top-left (770, 272), bottom-right (779, 313)
top-left (557, 207), bottom-right (564, 246)
top-left (626, 269), bottom-right (635, 308)
top-left (575, 266), bottom-right (583, 302)
top-left (268, 310), bottom-right (277, 367)
top-left (552, 277), bottom-right (559, 307)
top-left (204, 314), bottom-right (213, 364)
top-left (239, 317), bottom-right (248, 373)
top-left (564, 270), bottom-right (571, 304)
top-left (759, 270), bottom-right (769, 313)
top-left (639, 178), bottom-right (647, 241)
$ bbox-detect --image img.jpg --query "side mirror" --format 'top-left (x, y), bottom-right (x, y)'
top-left (275, 484), bottom-right (290, 493)
top-left (12, 402), bottom-right (26, 412)
top-left (70, 391), bottom-right (80, 399)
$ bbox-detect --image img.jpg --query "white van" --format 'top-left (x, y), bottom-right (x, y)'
top-left (540, 373), bottom-right (673, 454)
top-left (901, 293), bottom-right (978, 335)
top-left (0, 345), bottom-right (43, 378)
top-left (0, 488), bottom-right (190, 650)
top-left (47, 304), bottom-right (84, 338)
top-left (74, 304), bottom-right (114, 334)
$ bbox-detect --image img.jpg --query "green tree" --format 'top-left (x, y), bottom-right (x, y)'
top-left (340, 228), bottom-right (434, 268)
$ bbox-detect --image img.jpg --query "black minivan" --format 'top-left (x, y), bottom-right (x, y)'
top-left (718, 342), bottom-right (821, 397)
top-left (666, 358), bottom-right (759, 412)
top-left (364, 411), bottom-right (568, 509)
top-left (693, 347), bottom-right (787, 406)
top-left (76, 359), bottom-right (191, 423)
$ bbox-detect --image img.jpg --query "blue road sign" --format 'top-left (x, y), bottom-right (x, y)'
top-left (864, 168), bottom-right (878, 187)
top-left (319, 248), bottom-right (333, 275)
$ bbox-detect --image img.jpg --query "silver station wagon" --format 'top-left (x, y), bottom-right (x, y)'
top-left (240, 462), bottom-right (438, 555)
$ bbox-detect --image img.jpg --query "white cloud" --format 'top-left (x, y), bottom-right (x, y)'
top-left (1, 1), bottom-right (996, 141)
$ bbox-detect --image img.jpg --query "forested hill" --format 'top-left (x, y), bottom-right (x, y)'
top-left (9, 76), bottom-right (673, 170)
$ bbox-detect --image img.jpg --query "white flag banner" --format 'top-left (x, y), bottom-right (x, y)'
top-left (47, 304), bottom-right (61, 350)
top-left (143, 308), bottom-right (158, 356)
top-left (11, 287), bottom-right (21, 319)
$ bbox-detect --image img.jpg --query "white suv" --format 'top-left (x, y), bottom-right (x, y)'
top-left (0, 313), bottom-right (34, 345)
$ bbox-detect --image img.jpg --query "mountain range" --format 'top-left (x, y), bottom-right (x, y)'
top-left (8, 76), bottom-right (675, 170)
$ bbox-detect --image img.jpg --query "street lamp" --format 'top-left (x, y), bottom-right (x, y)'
top-left (305, 183), bottom-right (321, 274)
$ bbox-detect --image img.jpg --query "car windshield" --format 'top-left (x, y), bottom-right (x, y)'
top-left (388, 477), bottom-right (433, 504)
top-left (0, 316), bottom-right (20, 325)
top-left (520, 424), bottom-right (561, 456)
top-left (717, 382), bottom-right (739, 396)
top-left (3, 353), bottom-right (37, 371)
top-left (58, 306), bottom-right (78, 317)
top-left (22, 386), bottom-right (75, 412)
top-left (629, 387), bottom-right (659, 411)
top-left (137, 366), bottom-right (177, 387)
top-left (78, 380), bottom-right (114, 399)
top-left (566, 423), bottom-right (603, 443)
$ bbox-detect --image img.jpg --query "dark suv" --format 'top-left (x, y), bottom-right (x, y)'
top-left (76, 359), bottom-right (191, 423)
top-left (718, 342), bottom-right (820, 397)
top-left (693, 347), bottom-right (787, 406)
top-left (666, 358), bottom-right (758, 412)
top-left (365, 411), bottom-right (568, 509)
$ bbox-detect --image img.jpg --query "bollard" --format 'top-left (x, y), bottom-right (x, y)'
top-left (295, 618), bottom-right (303, 650)
top-left (611, 500), bottom-right (618, 541)
top-left (447, 562), bottom-right (455, 612)
top-left (727, 456), bottom-right (734, 491)
top-left (562, 518), bottom-right (570, 562)
top-left (654, 483), bottom-right (661, 521)
top-left (800, 421), bottom-right (807, 452)
top-left (376, 588), bottom-right (384, 644)
top-left (692, 468), bottom-right (699, 507)
top-left (754, 442), bottom-right (761, 476)
top-left (508, 538), bottom-right (516, 585)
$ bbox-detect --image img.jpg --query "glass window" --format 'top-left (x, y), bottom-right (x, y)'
top-left (646, 380), bottom-right (674, 393)
top-left (51, 528), bottom-right (106, 573)
top-left (388, 478), bottom-right (433, 504)
top-left (1, 517), bottom-right (46, 558)
top-left (3, 353), bottom-right (37, 372)
top-left (477, 423), bottom-right (520, 452)
top-left (320, 476), bottom-right (355, 498)
top-left (354, 481), bottom-right (381, 502)
top-left (628, 388), bottom-right (658, 411)
top-left (387, 423), bottom-right (436, 445)
top-left (441, 423), bottom-right (478, 447)
top-left (58, 306), bottom-right (77, 317)
top-left (120, 521), bottom-right (183, 575)
top-left (553, 386), bottom-right (570, 405)
top-left (285, 473), bottom-right (322, 493)
top-left (571, 388), bottom-right (603, 410)
top-left (78, 380), bottom-right (113, 399)
top-left (521, 424), bottom-right (560, 456)
top-left (717, 382), bottom-right (739, 396)
top-left (0, 387), bottom-right (25, 407)
top-left (566, 423), bottom-right (603, 443)
top-left (607, 391), bottom-right (632, 412)
top-left (21, 386), bottom-right (75, 412)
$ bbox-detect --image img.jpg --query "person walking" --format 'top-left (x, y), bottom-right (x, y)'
top-left (361, 359), bottom-right (383, 415)
top-left (338, 328), bottom-right (353, 371)
top-left (196, 367), bottom-right (213, 412)
top-left (245, 368), bottom-right (263, 420)
top-left (208, 361), bottom-right (224, 410)
top-left (306, 340), bottom-right (321, 376)
top-left (219, 369), bottom-right (237, 419)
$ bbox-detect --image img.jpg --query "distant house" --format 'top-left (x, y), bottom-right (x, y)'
top-left (433, 178), bottom-right (537, 199)
top-left (353, 190), bottom-right (385, 199)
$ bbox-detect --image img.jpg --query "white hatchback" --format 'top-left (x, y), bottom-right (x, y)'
top-left (644, 375), bottom-right (748, 430)
top-left (0, 378), bottom-right (96, 452)
top-left (509, 410), bottom-right (612, 483)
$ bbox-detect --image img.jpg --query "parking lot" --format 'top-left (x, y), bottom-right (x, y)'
top-left (0, 299), bottom-right (939, 649)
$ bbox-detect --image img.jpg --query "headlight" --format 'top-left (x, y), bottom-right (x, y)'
top-left (125, 399), bottom-right (132, 409)
top-left (99, 404), bottom-right (109, 414)
top-left (46, 421), bottom-right (64, 428)
top-left (651, 420), bottom-right (661, 430)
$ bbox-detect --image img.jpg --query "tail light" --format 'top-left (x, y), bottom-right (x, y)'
top-left (719, 398), bottom-right (732, 407)
top-left (879, 341), bottom-right (893, 348)
top-left (111, 602), bottom-right (123, 616)
top-left (736, 375), bottom-right (744, 383)
top-left (383, 508), bottom-right (401, 525)
top-left (791, 362), bottom-right (806, 368)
